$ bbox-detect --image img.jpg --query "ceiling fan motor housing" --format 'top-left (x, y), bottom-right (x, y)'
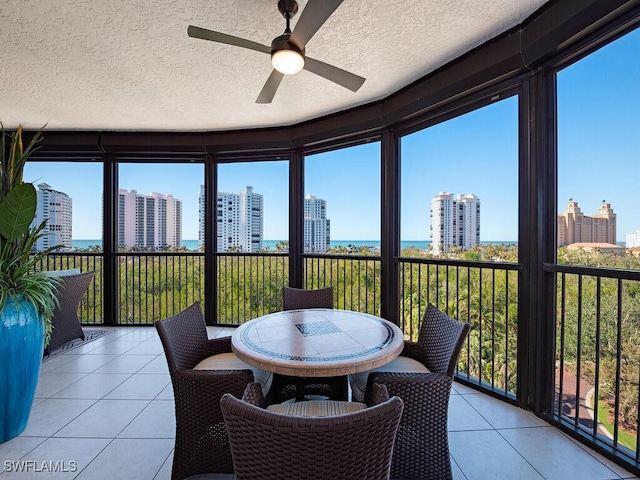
top-left (271, 34), bottom-right (304, 57)
top-left (274, 0), bottom-right (303, 58)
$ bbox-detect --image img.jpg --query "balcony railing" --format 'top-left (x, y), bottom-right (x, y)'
top-left (546, 263), bottom-right (640, 466)
top-left (216, 253), bottom-right (288, 325)
top-left (399, 257), bottom-right (520, 399)
top-left (36, 250), bottom-right (640, 470)
top-left (38, 252), bottom-right (288, 325)
top-left (118, 252), bottom-right (205, 324)
top-left (36, 253), bottom-right (103, 324)
top-left (303, 253), bottom-right (382, 315)
top-left (39, 251), bottom-right (520, 399)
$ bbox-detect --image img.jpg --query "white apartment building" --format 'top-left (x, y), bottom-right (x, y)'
top-left (118, 189), bottom-right (182, 250)
top-left (215, 186), bottom-right (263, 252)
top-left (430, 192), bottom-right (480, 255)
top-left (557, 199), bottom-right (616, 247)
top-left (304, 194), bottom-right (330, 253)
top-left (32, 183), bottom-right (72, 251)
top-left (626, 230), bottom-right (640, 248)
top-left (199, 185), bottom-right (205, 250)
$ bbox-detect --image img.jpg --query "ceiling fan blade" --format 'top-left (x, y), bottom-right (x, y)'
top-left (188, 25), bottom-right (271, 54)
top-left (304, 57), bottom-right (365, 92)
top-left (256, 70), bottom-right (285, 104)
top-left (289, 0), bottom-right (343, 50)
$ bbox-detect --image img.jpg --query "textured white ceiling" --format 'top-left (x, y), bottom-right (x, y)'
top-left (0, 0), bottom-right (549, 132)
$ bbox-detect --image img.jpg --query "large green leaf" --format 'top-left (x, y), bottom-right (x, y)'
top-left (0, 183), bottom-right (37, 241)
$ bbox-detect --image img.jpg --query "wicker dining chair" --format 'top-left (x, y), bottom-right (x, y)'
top-left (155, 302), bottom-right (270, 479)
top-left (276, 286), bottom-right (347, 401)
top-left (221, 382), bottom-right (404, 480)
top-left (282, 285), bottom-right (334, 310)
top-left (351, 303), bottom-right (471, 480)
top-left (45, 270), bottom-right (95, 354)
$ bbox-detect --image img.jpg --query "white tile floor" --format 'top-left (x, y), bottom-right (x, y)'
top-left (1, 326), bottom-right (637, 480)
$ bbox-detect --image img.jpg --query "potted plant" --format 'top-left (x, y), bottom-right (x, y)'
top-left (0, 124), bottom-right (61, 443)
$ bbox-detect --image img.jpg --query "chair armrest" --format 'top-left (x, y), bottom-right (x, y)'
top-left (202, 335), bottom-right (233, 357)
top-left (172, 368), bottom-right (254, 398)
top-left (241, 382), bottom-right (265, 406)
top-left (365, 371), bottom-right (453, 408)
top-left (401, 340), bottom-right (428, 365)
top-left (366, 383), bottom-right (390, 407)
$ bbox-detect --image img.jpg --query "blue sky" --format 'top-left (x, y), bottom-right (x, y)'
top-left (557, 27), bottom-right (640, 237)
top-left (401, 98), bottom-right (518, 241)
top-left (24, 27), bottom-right (639, 243)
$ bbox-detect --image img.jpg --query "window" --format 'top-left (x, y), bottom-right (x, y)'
top-left (305, 142), bottom-right (381, 255)
top-left (217, 160), bottom-right (288, 253)
top-left (400, 97), bottom-right (519, 260)
top-left (557, 27), bottom-right (640, 266)
top-left (118, 163), bottom-right (203, 252)
top-left (24, 161), bottom-right (103, 252)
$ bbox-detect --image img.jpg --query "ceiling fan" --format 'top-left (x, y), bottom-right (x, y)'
top-left (188, 0), bottom-right (366, 104)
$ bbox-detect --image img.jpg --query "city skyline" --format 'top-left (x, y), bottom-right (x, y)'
top-left (34, 186), bottom-right (630, 249)
top-left (24, 162), bottom-right (637, 245)
top-left (22, 27), bottom-right (639, 245)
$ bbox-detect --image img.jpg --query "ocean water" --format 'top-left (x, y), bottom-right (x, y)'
top-left (71, 239), bottom-right (517, 251)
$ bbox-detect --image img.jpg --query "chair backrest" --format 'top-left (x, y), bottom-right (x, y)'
top-left (221, 392), bottom-right (404, 480)
top-left (282, 286), bottom-right (334, 310)
top-left (51, 271), bottom-right (94, 319)
top-left (154, 302), bottom-right (210, 373)
top-left (45, 271), bottom-right (95, 352)
top-left (418, 303), bottom-right (471, 376)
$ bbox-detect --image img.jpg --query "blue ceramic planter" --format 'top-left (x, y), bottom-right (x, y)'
top-left (0, 296), bottom-right (44, 443)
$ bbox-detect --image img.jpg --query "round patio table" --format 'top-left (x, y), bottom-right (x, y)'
top-left (231, 308), bottom-right (404, 379)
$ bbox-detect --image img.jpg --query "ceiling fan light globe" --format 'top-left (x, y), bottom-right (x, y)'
top-left (272, 50), bottom-right (305, 75)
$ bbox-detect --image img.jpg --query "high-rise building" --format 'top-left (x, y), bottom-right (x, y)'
top-left (118, 189), bottom-right (182, 250)
top-left (626, 231), bottom-right (640, 248)
top-left (32, 183), bottom-right (72, 251)
top-left (304, 194), bottom-right (330, 253)
top-left (198, 184), bottom-right (205, 250)
top-left (214, 186), bottom-right (263, 252)
top-left (430, 192), bottom-right (480, 255)
top-left (557, 199), bottom-right (616, 247)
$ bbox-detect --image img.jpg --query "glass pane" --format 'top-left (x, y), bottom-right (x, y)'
top-left (216, 160), bottom-right (289, 252)
top-left (24, 161), bottom-right (103, 252)
top-left (555, 27), bottom-right (640, 457)
top-left (305, 142), bottom-right (381, 255)
top-left (215, 160), bottom-right (289, 324)
top-left (23, 161), bottom-right (103, 323)
top-left (399, 98), bottom-right (519, 395)
top-left (118, 163), bottom-right (203, 252)
top-left (116, 162), bottom-right (205, 324)
top-left (557, 28), bottom-right (640, 268)
top-left (400, 97), bottom-right (519, 261)
top-left (304, 142), bottom-right (381, 314)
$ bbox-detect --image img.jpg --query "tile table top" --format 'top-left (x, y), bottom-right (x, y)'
top-left (232, 309), bottom-right (404, 377)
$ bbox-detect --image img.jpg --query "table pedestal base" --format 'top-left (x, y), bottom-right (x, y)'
top-left (270, 374), bottom-right (348, 402)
